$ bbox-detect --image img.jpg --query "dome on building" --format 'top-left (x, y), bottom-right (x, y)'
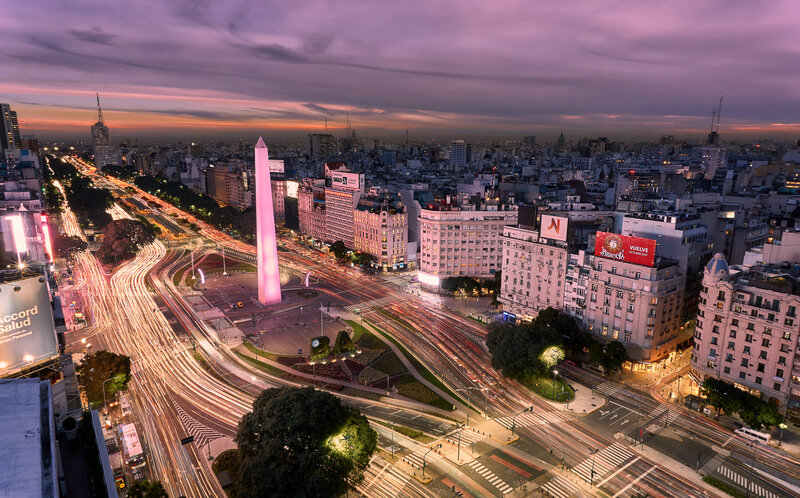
top-left (706, 253), bottom-right (729, 276)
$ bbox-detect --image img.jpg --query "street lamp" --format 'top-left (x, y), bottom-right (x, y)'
top-left (102, 376), bottom-right (118, 409)
top-left (589, 448), bottom-right (599, 487)
top-left (422, 444), bottom-right (442, 477)
top-left (745, 442), bottom-right (758, 498)
top-left (511, 406), bottom-right (533, 434)
top-left (553, 369), bottom-right (559, 399)
top-left (457, 386), bottom-right (490, 420)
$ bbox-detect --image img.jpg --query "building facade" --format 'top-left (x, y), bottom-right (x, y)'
top-left (691, 254), bottom-right (800, 407)
top-left (324, 171), bottom-right (364, 247)
top-left (353, 194), bottom-right (408, 270)
top-left (418, 204), bottom-right (517, 285)
top-left (298, 178), bottom-right (326, 241)
top-left (205, 163), bottom-right (252, 209)
top-left (498, 225), bottom-right (568, 321)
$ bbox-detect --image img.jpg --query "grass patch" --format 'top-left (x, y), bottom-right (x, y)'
top-left (372, 420), bottom-right (434, 443)
top-left (348, 320), bottom-right (388, 350)
top-left (193, 352), bottom-right (226, 383)
top-left (362, 314), bottom-right (471, 411)
top-left (396, 374), bottom-right (455, 411)
top-left (702, 476), bottom-right (746, 498)
top-left (241, 340), bottom-right (282, 361)
top-left (370, 352), bottom-right (408, 376)
top-left (522, 376), bottom-right (574, 402)
top-left (172, 265), bottom-right (187, 286)
top-left (234, 351), bottom-right (287, 377)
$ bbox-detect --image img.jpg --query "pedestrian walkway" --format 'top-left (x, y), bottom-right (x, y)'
top-left (649, 403), bottom-right (680, 425)
top-left (494, 410), bottom-right (571, 430)
top-left (403, 448), bottom-right (441, 470)
top-left (172, 400), bottom-right (224, 448)
top-left (571, 443), bottom-right (634, 484)
top-left (715, 465), bottom-right (779, 498)
top-left (540, 475), bottom-right (581, 498)
top-left (445, 426), bottom-right (485, 445)
top-left (594, 381), bottom-right (623, 397)
top-left (467, 459), bottom-right (513, 495)
top-left (356, 456), bottom-right (411, 498)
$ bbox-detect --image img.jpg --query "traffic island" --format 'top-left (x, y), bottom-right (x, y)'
top-left (439, 435), bottom-right (477, 466)
top-left (476, 419), bottom-right (519, 444)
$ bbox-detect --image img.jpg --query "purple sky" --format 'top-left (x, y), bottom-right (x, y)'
top-left (2, 0), bottom-right (799, 140)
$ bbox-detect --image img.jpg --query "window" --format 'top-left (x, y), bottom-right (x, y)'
top-left (706, 361), bottom-right (715, 368)
top-left (755, 377), bottom-right (762, 385)
top-left (783, 331), bottom-right (792, 340)
top-left (777, 368), bottom-right (784, 378)
top-left (731, 319), bottom-right (739, 327)
top-left (729, 329), bottom-right (737, 338)
top-left (785, 318), bottom-right (794, 326)
top-left (788, 306), bottom-right (796, 318)
top-left (745, 334), bottom-right (753, 343)
top-left (717, 291), bottom-right (726, 300)
top-left (764, 327), bottom-right (772, 335)
top-left (779, 356), bottom-right (787, 366)
top-left (744, 346), bottom-right (751, 355)
top-left (740, 372), bottom-right (747, 379)
top-left (741, 358), bottom-right (749, 367)
top-left (723, 366), bottom-right (731, 374)
top-left (759, 351), bottom-right (767, 360)
top-left (757, 363), bottom-right (765, 373)
top-left (713, 325), bottom-right (720, 334)
top-left (727, 341), bottom-right (735, 350)
top-left (711, 337), bottom-right (718, 345)
top-left (774, 382), bottom-right (782, 391)
top-left (761, 338), bottom-right (770, 347)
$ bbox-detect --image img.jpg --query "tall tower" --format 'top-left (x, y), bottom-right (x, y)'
top-left (91, 93), bottom-right (117, 169)
top-left (255, 137), bottom-right (282, 305)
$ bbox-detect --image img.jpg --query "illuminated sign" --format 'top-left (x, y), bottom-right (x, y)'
top-left (40, 214), bottom-right (54, 263)
top-left (0, 276), bottom-right (58, 376)
top-left (5, 215), bottom-right (27, 257)
top-left (418, 272), bottom-right (440, 286)
top-left (595, 232), bottom-right (656, 267)
top-left (286, 180), bottom-right (299, 199)
top-left (269, 159), bottom-right (285, 174)
top-left (331, 172), bottom-right (361, 191)
top-left (540, 214), bottom-right (568, 242)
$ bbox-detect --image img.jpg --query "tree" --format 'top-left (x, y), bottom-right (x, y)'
top-left (53, 234), bottom-right (88, 257)
top-left (95, 219), bottom-right (157, 263)
top-left (75, 350), bottom-right (131, 406)
top-left (589, 340), bottom-right (629, 374)
top-left (330, 240), bottom-right (348, 261)
top-left (127, 480), bottom-right (168, 498)
top-left (486, 318), bottom-right (563, 380)
top-left (351, 251), bottom-right (373, 267)
top-left (235, 387), bottom-right (377, 498)
top-left (738, 393), bottom-right (782, 430)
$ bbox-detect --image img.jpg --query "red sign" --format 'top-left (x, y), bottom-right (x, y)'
top-left (595, 232), bottom-right (656, 267)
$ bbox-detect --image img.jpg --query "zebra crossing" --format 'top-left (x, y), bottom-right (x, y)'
top-left (445, 427), bottom-right (485, 445)
top-left (402, 448), bottom-right (441, 470)
top-left (467, 459), bottom-right (513, 495)
top-left (649, 404), bottom-right (680, 424)
top-left (716, 466), bottom-right (779, 498)
top-left (594, 381), bottom-right (622, 396)
top-left (344, 294), bottom-right (410, 313)
top-left (172, 400), bottom-right (224, 448)
top-left (495, 410), bottom-right (571, 430)
top-left (571, 443), bottom-right (633, 484)
top-left (540, 475), bottom-right (581, 498)
top-left (355, 456), bottom-right (411, 498)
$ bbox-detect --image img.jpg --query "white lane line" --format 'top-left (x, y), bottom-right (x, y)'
top-left (612, 466), bottom-right (655, 498)
top-left (597, 456), bottom-right (641, 486)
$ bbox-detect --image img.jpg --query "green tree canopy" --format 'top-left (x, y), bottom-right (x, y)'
top-left (235, 387), bottom-right (377, 498)
top-left (127, 480), bottom-right (168, 498)
top-left (487, 315), bottom-right (564, 380)
top-left (589, 340), bottom-right (630, 373)
top-left (53, 234), bottom-right (88, 258)
top-left (75, 350), bottom-right (131, 406)
top-left (96, 219), bottom-right (157, 263)
top-left (330, 240), bottom-right (348, 261)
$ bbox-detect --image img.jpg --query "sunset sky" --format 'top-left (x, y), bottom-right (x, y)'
top-left (2, 0), bottom-right (799, 141)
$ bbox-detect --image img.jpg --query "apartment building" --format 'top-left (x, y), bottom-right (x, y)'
top-left (418, 202), bottom-right (517, 287)
top-left (324, 171), bottom-right (364, 247)
top-left (498, 224), bottom-right (568, 321)
top-left (205, 162), bottom-right (252, 209)
top-left (691, 253), bottom-right (800, 407)
top-left (298, 178), bottom-right (326, 241)
top-left (563, 250), bottom-right (591, 327)
top-left (586, 232), bottom-right (684, 362)
top-left (353, 193), bottom-right (408, 270)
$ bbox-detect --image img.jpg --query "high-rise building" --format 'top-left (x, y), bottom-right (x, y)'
top-left (449, 140), bottom-right (471, 168)
top-left (205, 163), bottom-right (252, 209)
top-left (9, 111), bottom-right (21, 149)
top-left (1, 103), bottom-right (18, 153)
top-left (255, 137), bottom-right (282, 305)
top-left (298, 178), bottom-right (327, 241)
top-left (691, 254), bottom-right (798, 407)
top-left (698, 146), bottom-right (726, 179)
top-left (324, 170), bottom-right (364, 247)
top-left (308, 133), bottom-right (337, 164)
top-left (90, 94), bottom-right (117, 170)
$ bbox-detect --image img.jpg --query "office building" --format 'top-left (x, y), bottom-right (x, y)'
top-left (324, 171), bottom-right (364, 247)
top-left (308, 133), bottom-right (337, 164)
top-left (90, 94), bottom-right (117, 170)
top-left (450, 140), bottom-right (471, 168)
top-left (691, 254), bottom-right (799, 407)
top-left (1, 103), bottom-right (21, 153)
top-left (205, 162), bottom-right (252, 209)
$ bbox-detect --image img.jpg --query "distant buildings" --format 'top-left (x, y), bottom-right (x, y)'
top-left (205, 162), bottom-right (252, 209)
top-left (0, 103), bottom-right (21, 153)
top-left (90, 94), bottom-right (118, 170)
top-left (449, 140), bottom-right (471, 169)
top-left (353, 193), bottom-right (408, 270)
top-left (324, 169), bottom-right (364, 247)
top-left (308, 133), bottom-right (337, 166)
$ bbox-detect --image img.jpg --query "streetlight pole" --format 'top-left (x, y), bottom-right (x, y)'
top-left (553, 369), bottom-right (559, 400)
top-left (422, 444), bottom-right (442, 477)
top-left (745, 442), bottom-right (757, 498)
top-left (589, 448), bottom-right (599, 487)
top-left (102, 376), bottom-right (116, 409)
top-left (391, 421), bottom-right (395, 459)
top-left (511, 406), bottom-right (532, 434)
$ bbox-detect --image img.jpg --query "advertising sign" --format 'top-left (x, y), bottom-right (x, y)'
top-left (0, 276), bottom-right (58, 376)
top-left (540, 214), bottom-right (568, 241)
top-left (285, 180), bottom-right (299, 199)
top-left (331, 171), bottom-right (361, 190)
top-left (269, 159), bottom-right (285, 174)
top-left (594, 232), bottom-right (656, 267)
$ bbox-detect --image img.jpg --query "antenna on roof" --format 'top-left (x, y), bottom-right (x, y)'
top-left (96, 92), bottom-right (104, 125)
top-left (324, 118), bottom-right (328, 133)
top-left (709, 110), bottom-right (716, 134)
top-left (715, 94), bottom-right (724, 132)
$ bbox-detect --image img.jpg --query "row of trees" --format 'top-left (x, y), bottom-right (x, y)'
top-left (441, 272), bottom-right (502, 297)
top-left (487, 308), bottom-right (629, 381)
top-left (133, 175), bottom-right (255, 242)
top-left (220, 386), bottom-right (377, 497)
top-left (329, 240), bottom-right (374, 267)
top-left (700, 377), bottom-right (783, 430)
top-left (44, 155), bottom-right (115, 228)
top-left (96, 218), bottom-right (158, 264)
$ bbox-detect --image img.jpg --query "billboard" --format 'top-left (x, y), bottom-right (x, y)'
top-left (269, 159), bottom-right (285, 174)
top-left (331, 171), bottom-right (361, 191)
top-left (595, 232), bottom-right (656, 267)
top-left (0, 276), bottom-right (58, 376)
top-left (540, 214), bottom-right (568, 241)
top-left (285, 180), bottom-right (299, 199)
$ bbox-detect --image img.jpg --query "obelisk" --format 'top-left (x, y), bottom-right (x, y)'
top-left (255, 137), bottom-right (282, 304)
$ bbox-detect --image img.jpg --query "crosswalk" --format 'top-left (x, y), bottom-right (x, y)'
top-left (495, 410), bottom-right (571, 430)
top-left (649, 404), bottom-right (680, 424)
top-left (594, 381), bottom-right (622, 396)
top-left (355, 456), bottom-right (411, 498)
top-left (540, 475), bottom-right (581, 498)
top-left (172, 400), bottom-right (224, 448)
top-left (468, 459), bottom-right (513, 495)
top-left (444, 427), bottom-right (485, 445)
top-left (344, 294), bottom-right (410, 313)
top-left (716, 465), bottom-right (779, 498)
top-left (571, 443), bottom-right (633, 484)
top-left (402, 448), bottom-right (441, 470)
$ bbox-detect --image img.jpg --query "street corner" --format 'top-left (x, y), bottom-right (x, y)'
top-left (478, 419), bottom-right (519, 444)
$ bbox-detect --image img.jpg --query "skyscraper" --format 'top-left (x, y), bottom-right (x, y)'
top-left (0, 103), bottom-right (17, 153)
top-left (90, 94), bottom-right (117, 170)
top-left (449, 140), bottom-right (471, 168)
top-left (255, 137), bottom-right (282, 305)
top-left (308, 133), bottom-right (337, 163)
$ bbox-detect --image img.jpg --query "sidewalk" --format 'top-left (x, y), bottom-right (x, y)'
top-left (542, 379), bottom-right (605, 416)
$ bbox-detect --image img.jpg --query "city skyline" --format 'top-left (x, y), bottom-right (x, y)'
top-left (1, 1), bottom-right (799, 140)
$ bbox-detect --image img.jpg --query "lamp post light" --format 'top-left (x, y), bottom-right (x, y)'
top-left (511, 406), bottom-right (533, 434)
top-left (102, 376), bottom-right (117, 409)
top-left (422, 444), bottom-right (442, 477)
top-left (553, 369), bottom-right (559, 399)
top-left (745, 442), bottom-right (758, 498)
top-left (589, 448), bottom-right (599, 487)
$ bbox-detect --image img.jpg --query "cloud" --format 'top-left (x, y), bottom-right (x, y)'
top-left (68, 27), bottom-right (115, 45)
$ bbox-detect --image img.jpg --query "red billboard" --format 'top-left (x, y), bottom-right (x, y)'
top-left (595, 232), bottom-right (656, 267)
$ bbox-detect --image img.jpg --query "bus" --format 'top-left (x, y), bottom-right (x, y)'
top-left (735, 426), bottom-right (771, 444)
top-left (119, 423), bottom-right (146, 468)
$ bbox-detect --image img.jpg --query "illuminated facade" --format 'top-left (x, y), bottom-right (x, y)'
top-left (255, 137), bottom-right (282, 305)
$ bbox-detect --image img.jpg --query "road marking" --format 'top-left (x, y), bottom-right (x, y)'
top-left (721, 435), bottom-right (734, 448)
top-left (540, 475), bottom-right (580, 498)
top-left (716, 465), bottom-right (779, 498)
top-left (597, 456), bottom-right (641, 486)
top-left (490, 454), bottom-right (532, 478)
top-left (468, 460), bottom-right (513, 494)
top-left (612, 466), bottom-right (655, 497)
